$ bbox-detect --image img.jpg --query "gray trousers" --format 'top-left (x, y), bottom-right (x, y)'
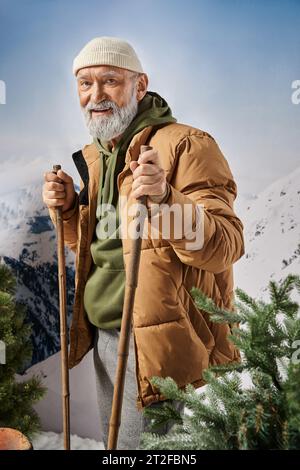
top-left (93, 327), bottom-right (184, 450)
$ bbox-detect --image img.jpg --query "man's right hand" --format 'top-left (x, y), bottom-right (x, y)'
top-left (43, 169), bottom-right (76, 213)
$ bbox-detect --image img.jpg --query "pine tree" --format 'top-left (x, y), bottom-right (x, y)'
top-left (140, 274), bottom-right (300, 450)
top-left (0, 263), bottom-right (46, 438)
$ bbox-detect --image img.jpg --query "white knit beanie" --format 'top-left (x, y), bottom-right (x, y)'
top-left (73, 36), bottom-right (144, 76)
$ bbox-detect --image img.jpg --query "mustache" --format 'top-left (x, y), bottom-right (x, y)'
top-left (84, 100), bottom-right (118, 112)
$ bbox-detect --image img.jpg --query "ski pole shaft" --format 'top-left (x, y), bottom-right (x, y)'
top-left (52, 164), bottom-right (71, 451)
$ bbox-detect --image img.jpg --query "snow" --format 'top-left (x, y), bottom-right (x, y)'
top-left (0, 182), bottom-right (74, 266)
top-left (0, 182), bottom-right (76, 366)
top-left (234, 165), bottom-right (300, 302)
top-left (17, 349), bottom-right (101, 441)
top-left (32, 431), bottom-right (103, 450)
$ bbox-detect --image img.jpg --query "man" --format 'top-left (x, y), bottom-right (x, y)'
top-left (43, 36), bottom-right (245, 450)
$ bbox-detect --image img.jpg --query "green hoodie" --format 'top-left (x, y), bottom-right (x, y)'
top-left (83, 91), bottom-right (177, 329)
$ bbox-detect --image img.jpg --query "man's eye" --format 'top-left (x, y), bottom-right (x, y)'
top-left (106, 79), bottom-right (117, 84)
top-left (81, 81), bottom-right (91, 88)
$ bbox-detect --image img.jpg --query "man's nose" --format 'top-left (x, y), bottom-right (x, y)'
top-left (90, 82), bottom-right (107, 103)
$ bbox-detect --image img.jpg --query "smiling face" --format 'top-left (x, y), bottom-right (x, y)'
top-left (77, 65), bottom-right (148, 143)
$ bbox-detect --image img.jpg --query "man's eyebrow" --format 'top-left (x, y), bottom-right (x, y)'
top-left (77, 74), bottom-right (91, 80)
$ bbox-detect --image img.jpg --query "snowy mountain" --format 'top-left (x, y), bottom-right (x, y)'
top-left (234, 165), bottom-right (300, 300)
top-left (0, 183), bottom-right (76, 369)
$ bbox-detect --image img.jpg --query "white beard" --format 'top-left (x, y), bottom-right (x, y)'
top-left (82, 85), bottom-right (138, 141)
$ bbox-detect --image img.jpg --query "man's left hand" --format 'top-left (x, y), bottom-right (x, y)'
top-left (129, 148), bottom-right (168, 207)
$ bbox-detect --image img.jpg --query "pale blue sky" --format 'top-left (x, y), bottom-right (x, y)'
top-left (0, 0), bottom-right (299, 199)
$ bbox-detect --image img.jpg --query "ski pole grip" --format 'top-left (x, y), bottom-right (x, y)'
top-left (52, 164), bottom-right (61, 175)
top-left (138, 146), bottom-right (152, 206)
top-left (140, 145), bottom-right (152, 153)
top-left (52, 165), bottom-right (62, 212)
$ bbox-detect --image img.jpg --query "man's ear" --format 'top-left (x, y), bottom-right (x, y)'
top-left (136, 73), bottom-right (148, 101)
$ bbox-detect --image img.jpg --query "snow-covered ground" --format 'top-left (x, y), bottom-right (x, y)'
top-left (17, 349), bottom-right (101, 440)
top-left (32, 431), bottom-right (103, 450)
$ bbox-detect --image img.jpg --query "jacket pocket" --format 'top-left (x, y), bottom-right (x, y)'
top-left (178, 283), bottom-right (215, 355)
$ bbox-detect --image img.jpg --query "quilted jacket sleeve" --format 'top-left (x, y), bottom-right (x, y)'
top-left (48, 192), bottom-right (79, 253)
top-left (149, 132), bottom-right (245, 273)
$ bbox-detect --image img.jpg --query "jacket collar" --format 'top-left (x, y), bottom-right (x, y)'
top-left (72, 125), bottom-right (156, 206)
top-left (81, 124), bottom-right (155, 166)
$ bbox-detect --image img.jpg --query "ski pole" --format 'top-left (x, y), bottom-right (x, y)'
top-left (52, 164), bottom-right (71, 451)
top-left (107, 145), bottom-right (152, 450)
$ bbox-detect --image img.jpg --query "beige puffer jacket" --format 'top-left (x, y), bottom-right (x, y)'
top-left (48, 122), bottom-right (245, 409)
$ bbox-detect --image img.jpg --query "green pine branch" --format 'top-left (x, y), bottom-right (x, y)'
top-left (0, 263), bottom-right (46, 439)
top-left (140, 273), bottom-right (300, 450)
